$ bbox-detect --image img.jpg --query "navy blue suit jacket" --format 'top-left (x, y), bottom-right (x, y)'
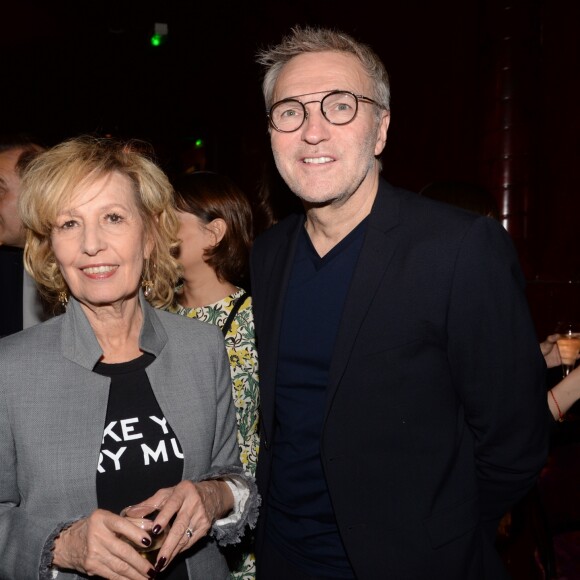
top-left (250, 178), bottom-right (549, 579)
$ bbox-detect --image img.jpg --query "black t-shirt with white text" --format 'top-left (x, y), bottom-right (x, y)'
top-left (95, 352), bottom-right (188, 579)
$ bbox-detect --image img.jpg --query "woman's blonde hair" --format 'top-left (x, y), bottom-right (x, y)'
top-left (19, 135), bottom-right (181, 310)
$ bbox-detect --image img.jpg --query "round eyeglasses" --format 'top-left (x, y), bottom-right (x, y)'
top-left (267, 90), bottom-right (384, 133)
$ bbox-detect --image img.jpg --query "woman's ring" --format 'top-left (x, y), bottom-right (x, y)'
top-left (185, 527), bottom-right (194, 539)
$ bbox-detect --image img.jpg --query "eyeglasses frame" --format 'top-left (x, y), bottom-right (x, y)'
top-left (266, 89), bottom-right (385, 133)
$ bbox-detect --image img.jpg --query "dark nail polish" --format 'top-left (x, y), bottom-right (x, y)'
top-left (147, 569), bottom-right (157, 579)
top-left (141, 536), bottom-right (151, 547)
top-left (151, 524), bottom-right (162, 536)
top-left (155, 556), bottom-right (167, 572)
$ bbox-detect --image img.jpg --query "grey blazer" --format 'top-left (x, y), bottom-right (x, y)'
top-left (0, 294), bottom-right (258, 580)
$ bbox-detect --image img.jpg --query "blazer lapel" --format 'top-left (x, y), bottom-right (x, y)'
top-left (55, 299), bottom-right (111, 507)
top-left (326, 181), bottom-right (401, 409)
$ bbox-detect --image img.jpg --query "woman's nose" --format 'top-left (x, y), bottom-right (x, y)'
top-left (81, 223), bottom-right (106, 255)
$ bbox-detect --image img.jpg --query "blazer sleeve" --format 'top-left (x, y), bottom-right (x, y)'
top-left (446, 216), bottom-right (549, 531)
top-left (201, 327), bottom-right (259, 544)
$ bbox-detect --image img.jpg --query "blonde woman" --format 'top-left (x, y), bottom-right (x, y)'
top-left (0, 137), bottom-right (258, 580)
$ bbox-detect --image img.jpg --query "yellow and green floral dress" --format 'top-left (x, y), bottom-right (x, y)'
top-left (166, 287), bottom-right (259, 579)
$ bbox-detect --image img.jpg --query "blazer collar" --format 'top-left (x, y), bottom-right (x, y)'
top-left (367, 177), bottom-right (402, 234)
top-left (61, 291), bottom-right (168, 369)
top-left (326, 178), bottom-right (402, 401)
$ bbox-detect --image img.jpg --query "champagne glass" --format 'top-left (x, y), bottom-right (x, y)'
top-left (555, 321), bottom-right (580, 377)
top-left (120, 503), bottom-right (169, 564)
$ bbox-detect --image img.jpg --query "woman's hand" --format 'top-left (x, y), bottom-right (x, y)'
top-left (139, 479), bottom-right (234, 573)
top-left (52, 509), bottom-right (157, 579)
top-left (541, 334), bottom-right (562, 368)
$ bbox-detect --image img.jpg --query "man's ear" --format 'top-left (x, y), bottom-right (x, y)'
top-left (375, 110), bottom-right (390, 157)
top-left (207, 218), bottom-right (227, 246)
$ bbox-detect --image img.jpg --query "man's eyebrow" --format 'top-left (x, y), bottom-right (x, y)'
top-left (277, 89), bottom-right (340, 102)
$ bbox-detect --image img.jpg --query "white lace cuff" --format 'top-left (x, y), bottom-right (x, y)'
top-left (214, 475), bottom-right (250, 526)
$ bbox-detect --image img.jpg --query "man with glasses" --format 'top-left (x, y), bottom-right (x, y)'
top-left (250, 26), bottom-right (548, 580)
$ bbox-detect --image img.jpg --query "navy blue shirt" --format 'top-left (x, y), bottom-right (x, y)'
top-left (267, 219), bottom-right (367, 578)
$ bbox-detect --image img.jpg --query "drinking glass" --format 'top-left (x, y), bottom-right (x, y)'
top-left (555, 321), bottom-right (580, 378)
top-left (120, 503), bottom-right (168, 564)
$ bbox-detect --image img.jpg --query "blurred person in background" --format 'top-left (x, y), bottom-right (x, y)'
top-left (0, 133), bottom-right (48, 336)
top-left (541, 334), bottom-right (580, 422)
top-left (166, 170), bottom-right (259, 580)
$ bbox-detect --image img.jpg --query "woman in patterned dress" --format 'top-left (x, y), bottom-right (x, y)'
top-left (166, 171), bottom-right (259, 579)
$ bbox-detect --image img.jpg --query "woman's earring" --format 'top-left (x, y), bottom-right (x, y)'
top-left (142, 258), bottom-right (155, 298)
top-left (141, 279), bottom-right (154, 298)
top-left (58, 291), bottom-right (68, 307)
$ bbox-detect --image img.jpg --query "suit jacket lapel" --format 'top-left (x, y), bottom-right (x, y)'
top-left (326, 180), bottom-right (401, 409)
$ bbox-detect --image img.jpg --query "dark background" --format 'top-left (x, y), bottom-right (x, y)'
top-left (3, 0), bottom-right (579, 338)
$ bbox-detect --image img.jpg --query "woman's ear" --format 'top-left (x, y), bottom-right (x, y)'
top-left (207, 218), bottom-right (227, 246)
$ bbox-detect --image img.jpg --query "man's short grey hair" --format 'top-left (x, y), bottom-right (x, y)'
top-left (256, 25), bottom-right (391, 114)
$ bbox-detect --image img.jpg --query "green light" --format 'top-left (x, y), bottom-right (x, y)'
top-left (195, 139), bottom-right (204, 148)
top-left (150, 34), bottom-right (163, 47)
